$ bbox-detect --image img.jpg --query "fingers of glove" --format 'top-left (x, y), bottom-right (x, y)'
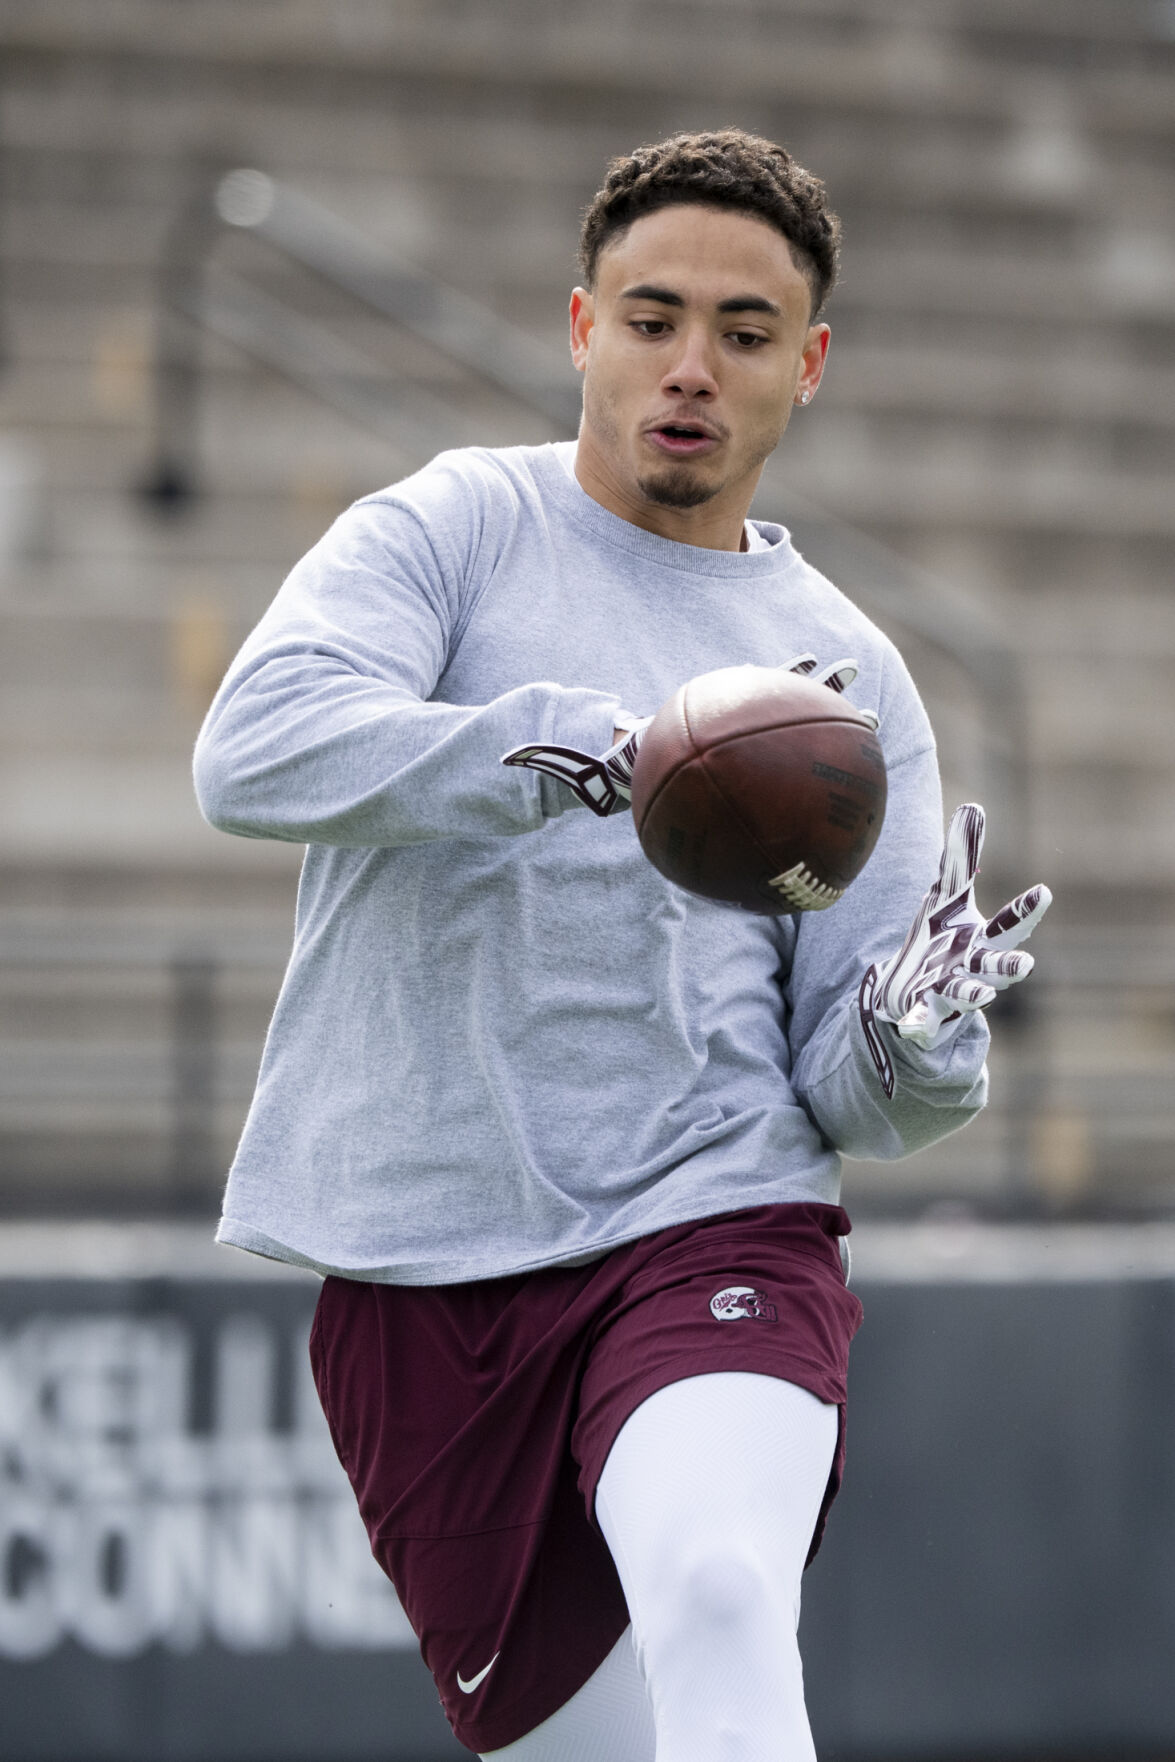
top-left (870, 913), bottom-right (959, 1024)
top-left (981, 883), bottom-right (1053, 951)
top-left (502, 742), bottom-right (568, 771)
top-left (500, 744), bottom-right (617, 816)
top-left (929, 803), bottom-right (985, 909)
top-left (780, 654), bottom-right (860, 692)
top-left (894, 998), bottom-right (932, 1044)
top-left (601, 717), bottom-right (653, 794)
top-left (966, 946), bottom-right (1035, 989)
top-left (936, 973), bottom-right (998, 1010)
top-left (778, 653), bottom-right (878, 724)
top-left (895, 991), bottom-right (968, 1049)
top-left (869, 932), bottom-right (932, 1023)
top-left (809, 657), bottom-right (860, 693)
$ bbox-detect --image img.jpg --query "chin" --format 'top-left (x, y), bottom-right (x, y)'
top-left (636, 467), bottom-right (719, 512)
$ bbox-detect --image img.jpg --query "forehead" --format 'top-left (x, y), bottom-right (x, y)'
top-left (595, 203), bottom-right (812, 314)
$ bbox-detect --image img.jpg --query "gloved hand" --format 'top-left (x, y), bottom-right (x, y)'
top-left (501, 714), bottom-right (653, 817)
top-left (784, 653), bottom-right (880, 730)
top-left (500, 653), bottom-right (877, 817)
top-left (858, 802), bottom-right (1051, 1099)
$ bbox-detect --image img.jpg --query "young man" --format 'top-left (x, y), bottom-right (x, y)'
top-left (194, 131), bottom-right (1048, 1762)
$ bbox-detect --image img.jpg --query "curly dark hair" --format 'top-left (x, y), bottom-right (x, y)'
top-left (578, 129), bottom-right (841, 318)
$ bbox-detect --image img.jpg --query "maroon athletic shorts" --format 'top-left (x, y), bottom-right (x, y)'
top-left (310, 1201), bottom-right (862, 1754)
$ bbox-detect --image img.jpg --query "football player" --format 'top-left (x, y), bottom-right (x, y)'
top-left (195, 130), bottom-right (1048, 1762)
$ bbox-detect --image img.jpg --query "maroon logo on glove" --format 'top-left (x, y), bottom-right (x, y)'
top-left (709, 1285), bottom-right (778, 1322)
top-left (859, 962), bottom-right (895, 1100)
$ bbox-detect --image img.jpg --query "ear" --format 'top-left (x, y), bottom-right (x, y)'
top-left (794, 322), bottom-right (831, 406)
top-left (570, 287), bottom-right (595, 374)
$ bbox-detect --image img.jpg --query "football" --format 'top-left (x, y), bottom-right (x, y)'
top-left (629, 665), bottom-right (887, 914)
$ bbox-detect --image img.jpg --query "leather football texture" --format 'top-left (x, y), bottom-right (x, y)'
top-left (629, 666), bottom-right (887, 914)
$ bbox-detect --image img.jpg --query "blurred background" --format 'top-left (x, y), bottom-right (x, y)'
top-left (1, 1), bottom-right (1173, 1758)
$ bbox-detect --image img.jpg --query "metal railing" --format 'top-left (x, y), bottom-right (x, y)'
top-left (141, 168), bottom-right (578, 508)
top-left (0, 918), bottom-right (289, 1213)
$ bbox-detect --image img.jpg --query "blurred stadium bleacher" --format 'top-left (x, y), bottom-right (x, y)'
top-left (1, 0), bottom-right (1174, 1218)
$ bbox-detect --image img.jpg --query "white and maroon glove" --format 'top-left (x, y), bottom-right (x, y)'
top-left (858, 802), bottom-right (1051, 1099)
top-left (501, 713), bottom-right (653, 817)
top-left (783, 653), bottom-right (880, 730)
top-left (500, 653), bottom-right (877, 817)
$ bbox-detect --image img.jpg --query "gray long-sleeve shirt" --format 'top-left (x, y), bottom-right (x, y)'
top-left (195, 441), bottom-right (988, 1284)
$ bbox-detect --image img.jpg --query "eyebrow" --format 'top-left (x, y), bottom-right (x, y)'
top-left (619, 283), bottom-right (783, 318)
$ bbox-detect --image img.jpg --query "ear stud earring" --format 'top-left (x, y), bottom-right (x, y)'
top-left (800, 390), bottom-right (811, 405)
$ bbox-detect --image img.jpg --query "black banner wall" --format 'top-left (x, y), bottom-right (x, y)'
top-left (0, 1265), bottom-right (465, 1762)
top-left (2, 1224), bottom-right (1174, 1762)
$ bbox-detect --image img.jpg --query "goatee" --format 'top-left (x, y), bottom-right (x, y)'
top-left (637, 468), bottom-right (719, 511)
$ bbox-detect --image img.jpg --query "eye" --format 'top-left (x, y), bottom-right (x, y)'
top-left (729, 330), bottom-right (767, 349)
top-left (631, 319), bottom-right (670, 337)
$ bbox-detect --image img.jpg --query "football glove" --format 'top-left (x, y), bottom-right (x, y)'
top-left (858, 801), bottom-right (1051, 1099)
top-left (501, 713), bottom-right (653, 817)
top-left (783, 653), bottom-right (880, 730)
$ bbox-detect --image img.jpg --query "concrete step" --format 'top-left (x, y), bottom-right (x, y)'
top-left (0, 742), bottom-right (307, 866)
top-left (4, 122), bottom-right (1165, 250)
top-left (8, 170), bottom-right (1175, 332)
top-left (833, 238), bottom-right (1175, 327)
top-left (0, 873), bottom-right (297, 1209)
top-left (818, 341), bottom-right (1175, 429)
top-left (5, 2), bottom-right (1173, 140)
top-left (786, 421), bottom-right (1175, 536)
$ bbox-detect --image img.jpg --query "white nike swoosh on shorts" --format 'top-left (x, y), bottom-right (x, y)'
top-left (457, 1653), bottom-right (500, 1694)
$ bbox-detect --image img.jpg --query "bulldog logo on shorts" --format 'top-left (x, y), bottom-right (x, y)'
top-left (709, 1285), bottom-right (778, 1322)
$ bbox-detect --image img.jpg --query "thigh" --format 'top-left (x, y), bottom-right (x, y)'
top-left (596, 1372), bottom-right (839, 1608)
top-left (572, 1203), bottom-right (861, 1563)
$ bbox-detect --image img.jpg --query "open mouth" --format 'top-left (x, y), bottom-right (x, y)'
top-left (648, 424), bottom-right (717, 455)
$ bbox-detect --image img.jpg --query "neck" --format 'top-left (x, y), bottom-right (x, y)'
top-left (573, 437), bottom-right (756, 552)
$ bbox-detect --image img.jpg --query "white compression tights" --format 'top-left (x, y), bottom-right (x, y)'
top-left (481, 1372), bottom-right (838, 1762)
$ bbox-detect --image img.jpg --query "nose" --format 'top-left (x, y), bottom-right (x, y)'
top-left (661, 326), bottom-right (718, 400)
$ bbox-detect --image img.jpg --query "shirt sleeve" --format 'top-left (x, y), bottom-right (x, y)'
top-left (192, 491), bottom-right (622, 848)
top-left (785, 682), bottom-right (989, 1162)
